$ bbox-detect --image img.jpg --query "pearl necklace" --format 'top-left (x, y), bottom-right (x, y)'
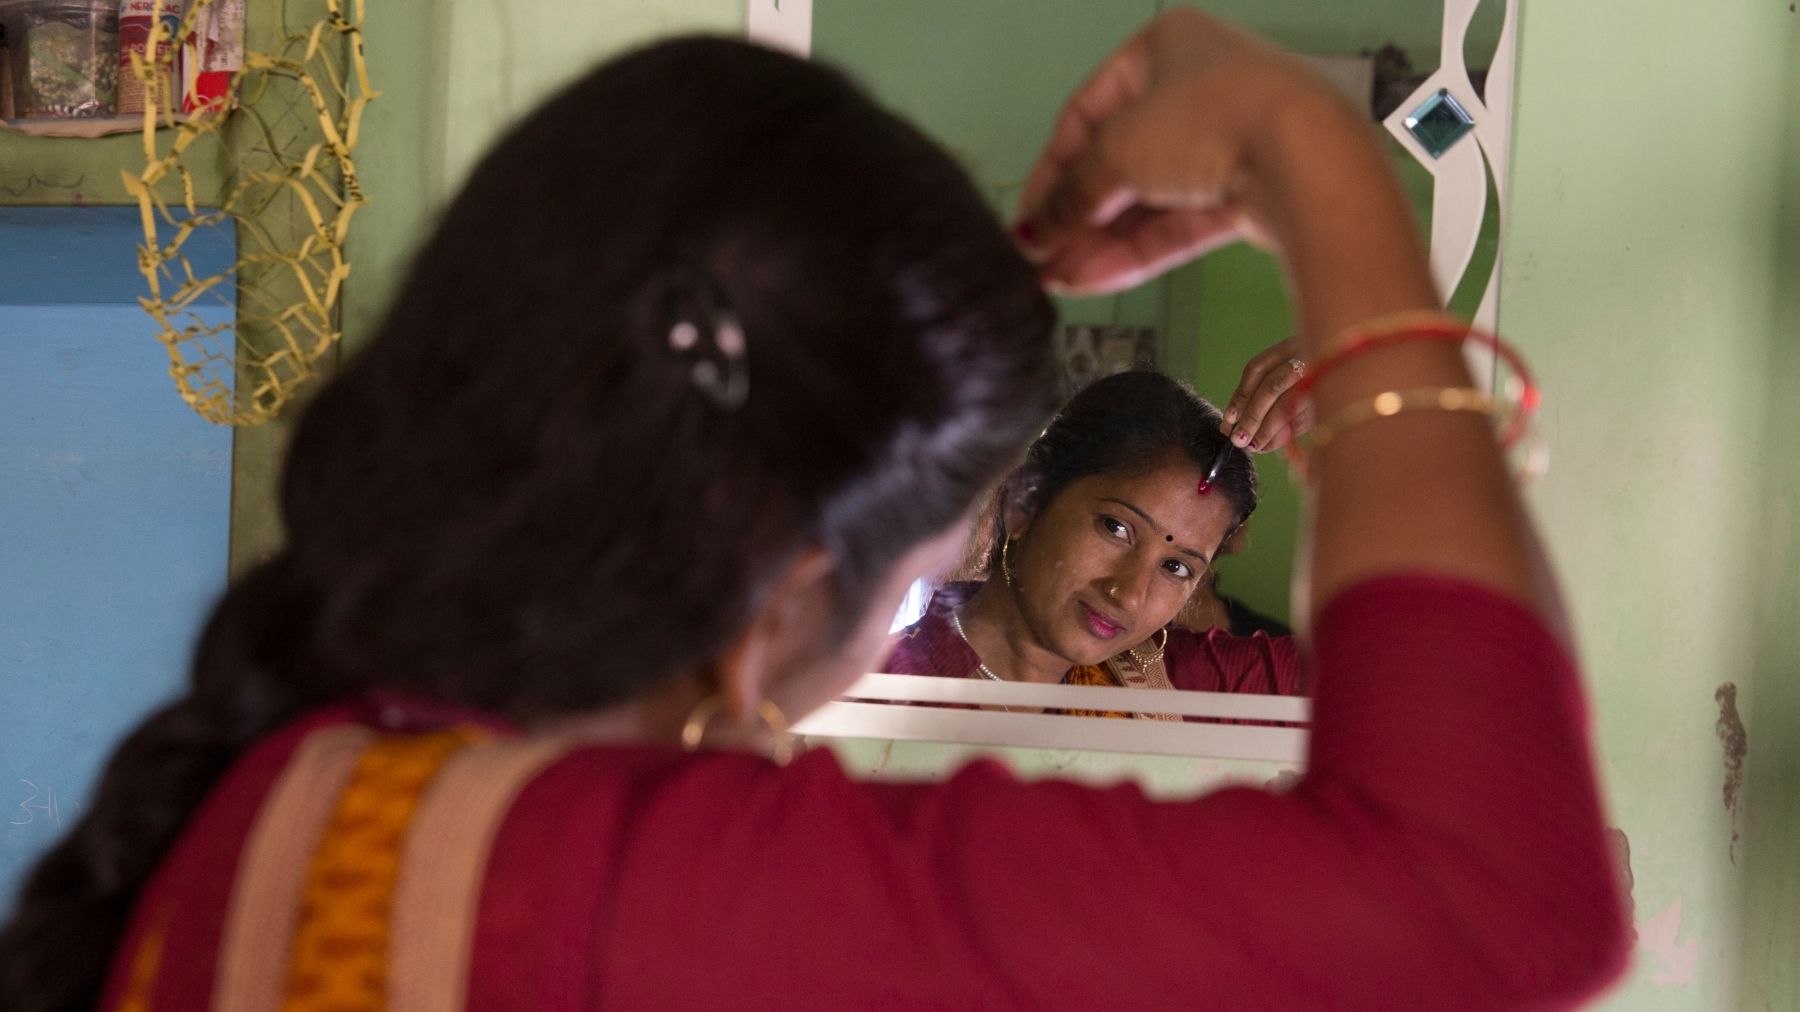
top-left (949, 610), bottom-right (1006, 682)
top-left (948, 610), bottom-right (1020, 714)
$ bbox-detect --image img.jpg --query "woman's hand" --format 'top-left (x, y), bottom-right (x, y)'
top-left (1222, 336), bottom-right (1312, 452)
top-left (1011, 9), bottom-right (1333, 295)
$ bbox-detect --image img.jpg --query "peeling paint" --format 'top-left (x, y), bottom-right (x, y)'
top-left (1715, 681), bottom-right (1748, 863)
top-left (1606, 828), bottom-right (1637, 942)
top-left (1637, 898), bottom-right (1700, 987)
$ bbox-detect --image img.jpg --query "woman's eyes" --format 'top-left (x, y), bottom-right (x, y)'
top-left (1101, 516), bottom-right (1198, 581)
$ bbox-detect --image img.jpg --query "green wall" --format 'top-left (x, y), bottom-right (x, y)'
top-left (0, 112), bottom-right (227, 208)
top-left (1504, 0), bottom-right (1797, 1007)
top-left (1738, 15), bottom-right (1800, 1005)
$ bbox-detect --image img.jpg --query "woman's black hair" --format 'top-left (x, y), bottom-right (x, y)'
top-left (0, 36), bottom-right (1055, 1010)
top-left (987, 370), bottom-right (1257, 568)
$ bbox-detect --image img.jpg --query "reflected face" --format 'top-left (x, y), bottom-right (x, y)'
top-left (1010, 457), bottom-right (1237, 666)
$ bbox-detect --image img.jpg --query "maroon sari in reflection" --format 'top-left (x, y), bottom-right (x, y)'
top-left (881, 583), bottom-right (1307, 717)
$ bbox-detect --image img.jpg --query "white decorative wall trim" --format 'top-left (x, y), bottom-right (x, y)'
top-left (746, 0), bottom-right (812, 57)
top-left (1382, 0), bottom-right (1519, 335)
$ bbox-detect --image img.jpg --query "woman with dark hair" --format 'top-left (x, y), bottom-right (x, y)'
top-left (884, 370), bottom-right (1302, 706)
top-left (0, 11), bottom-right (1627, 1011)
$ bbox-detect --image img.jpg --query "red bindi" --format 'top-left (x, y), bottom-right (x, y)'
top-left (1196, 480), bottom-right (1213, 496)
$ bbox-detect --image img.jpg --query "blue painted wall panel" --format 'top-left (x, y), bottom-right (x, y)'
top-left (0, 206), bottom-right (237, 305)
top-left (0, 208), bottom-right (233, 915)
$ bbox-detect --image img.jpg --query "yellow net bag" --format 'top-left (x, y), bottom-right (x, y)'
top-left (121, 0), bottom-right (374, 425)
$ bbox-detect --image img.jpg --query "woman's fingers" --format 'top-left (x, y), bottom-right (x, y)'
top-left (1222, 337), bottom-right (1298, 430)
top-left (1032, 145), bottom-right (1139, 249)
top-left (1227, 351), bottom-right (1308, 447)
top-left (1250, 397), bottom-right (1313, 453)
top-left (1039, 205), bottom-right (1245, 295)
top-left (1016, 10), bottom-right (1275, 290)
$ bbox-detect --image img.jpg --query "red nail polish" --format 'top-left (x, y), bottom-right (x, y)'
top-left (1013, 219), bottom-right (1039, 246)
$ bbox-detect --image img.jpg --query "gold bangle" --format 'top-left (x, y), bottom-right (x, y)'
top-left (1309, 386), bottom-right (1495, 451)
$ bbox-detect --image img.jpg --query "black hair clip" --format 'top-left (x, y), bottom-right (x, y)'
top-left (667, 311), bottom-right (749, 411)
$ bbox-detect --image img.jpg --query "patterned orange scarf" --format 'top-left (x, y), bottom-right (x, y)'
top-left (1062, 664), bottom-right (1134, 719)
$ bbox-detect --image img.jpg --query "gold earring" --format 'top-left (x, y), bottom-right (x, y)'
top-left (681, 695), bottom-right (794, 765)
top-left (1129, 627), bottom-right (1169, 666)
top-left (1001, 538), bottom-right (1019, 587)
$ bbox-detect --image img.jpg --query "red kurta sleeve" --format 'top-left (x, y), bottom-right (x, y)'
top-left (1165, 627), bottom-right (1308, 695)
top-left (485, 575), bottom-right (1629, 1010)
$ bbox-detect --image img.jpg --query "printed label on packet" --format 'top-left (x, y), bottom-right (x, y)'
top-left (117, 0), bottom-right (184, 116)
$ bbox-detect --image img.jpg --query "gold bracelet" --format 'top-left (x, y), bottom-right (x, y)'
top-left (1309, 387), bottom-right (1495, 451)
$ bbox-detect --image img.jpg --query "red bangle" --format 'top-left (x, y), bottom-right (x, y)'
top-left (1281, 318), bottom-right (1542, 475)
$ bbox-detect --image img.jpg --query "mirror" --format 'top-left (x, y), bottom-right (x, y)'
top-left (756, 0), bottom-right (1518, 761)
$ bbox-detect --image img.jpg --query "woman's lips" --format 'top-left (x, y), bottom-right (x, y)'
top-left (1080, 603), bottom-right (1125, 640)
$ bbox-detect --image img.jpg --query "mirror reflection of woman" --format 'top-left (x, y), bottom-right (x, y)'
top-left (884, 370), bottom-right (1305, 709)
top-left (0, 11), bottom-right (1628, 1011)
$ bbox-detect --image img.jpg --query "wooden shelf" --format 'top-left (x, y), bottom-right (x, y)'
top-left (0, 115), bottom-right (187, 139)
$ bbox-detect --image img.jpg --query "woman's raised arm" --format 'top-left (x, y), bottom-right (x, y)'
top-left (1014, 9), bottom-right (1552, 620)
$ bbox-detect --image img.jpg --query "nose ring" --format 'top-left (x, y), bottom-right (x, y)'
top-left (1106, 582), bottom-right (1121, 601)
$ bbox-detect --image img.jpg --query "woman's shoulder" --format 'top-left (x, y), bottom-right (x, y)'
top-left (1166, 624), bottom-right (1295, 652)
top-left (1164, 626), bottom-right (1307, 695)
top-left (881, 583), bottom-right (981, 677)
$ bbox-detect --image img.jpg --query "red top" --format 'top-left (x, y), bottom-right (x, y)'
top-left (103, 575), bottom-right (1629, 1010)
top-left (881, 581), bottom-right (1307, 695)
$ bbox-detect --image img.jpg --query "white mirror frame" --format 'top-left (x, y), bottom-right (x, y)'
top-left (797, 674), bottom-right (1309, 762)
top-left (746, 0), bottom-right (812, 56)
top-left (748, 0), bottom-right (1518, 761)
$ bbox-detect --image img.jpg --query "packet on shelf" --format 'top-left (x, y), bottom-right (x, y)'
top-left (179, 0), bottom-right (238, 114)
top-left (116, 0), bottom-right (180, 115)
